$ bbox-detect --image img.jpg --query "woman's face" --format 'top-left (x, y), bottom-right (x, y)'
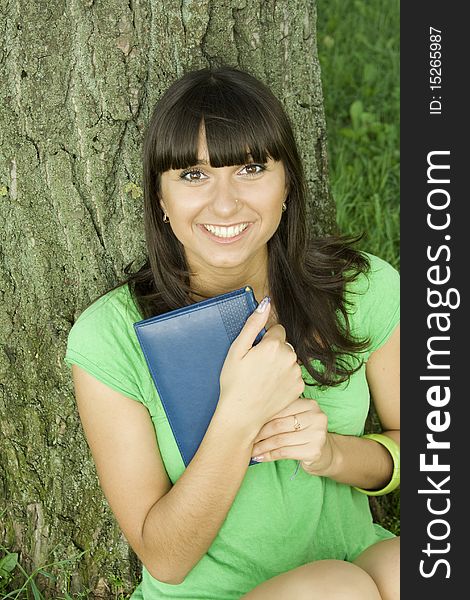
top-left (159, 132), bottom-right (287, 275)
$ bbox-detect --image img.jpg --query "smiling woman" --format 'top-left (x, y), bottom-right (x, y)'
top-left (159, 129), bottom-right (288, 289)
top-left (64, 67), bottom-right (400, 599)
top-left (137, 67), bottom-right (311, 315)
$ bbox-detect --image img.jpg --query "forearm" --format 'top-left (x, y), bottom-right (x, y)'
top-left (139, 409), bottom-right (255, 584)
top-left (306, 430), bottom-right (400, 490)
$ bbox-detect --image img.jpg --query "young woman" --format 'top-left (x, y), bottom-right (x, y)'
top-left (65, 67), bottom-right (400, 599)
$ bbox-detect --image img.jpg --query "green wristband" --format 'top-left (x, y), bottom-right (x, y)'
top-left (353, 433), bottom-right (400, 496)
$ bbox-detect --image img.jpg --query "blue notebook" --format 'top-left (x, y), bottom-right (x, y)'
top-left (133, 286), bottom-right (266, 467)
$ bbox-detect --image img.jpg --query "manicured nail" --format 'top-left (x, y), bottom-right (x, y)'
top-left (255, 297), bottom-right (270, 313)
top-left (252, 455), bottom-right (264, 462)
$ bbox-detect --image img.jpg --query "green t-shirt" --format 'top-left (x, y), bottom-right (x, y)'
top-left (64, 253), bottom-right (399, 600)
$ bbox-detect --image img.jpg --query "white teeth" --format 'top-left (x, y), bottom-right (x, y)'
top-left (203, 223), bottom-right (249, 238)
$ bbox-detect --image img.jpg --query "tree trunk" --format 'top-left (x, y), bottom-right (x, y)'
top-left (0, 0), bottom-right (334, 597)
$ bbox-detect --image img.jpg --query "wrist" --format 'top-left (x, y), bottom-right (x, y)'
top-left (353, 433), bottom-right (400, 496)
top-left (211, 401), bottom-right (260, 447)
top-left (302, 433), bottom-right (343, 478)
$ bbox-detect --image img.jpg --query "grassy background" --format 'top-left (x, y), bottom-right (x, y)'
top-left (316, 0), bottom-right (400, 537)
top-left (317, 0), bottom-right (400, 270)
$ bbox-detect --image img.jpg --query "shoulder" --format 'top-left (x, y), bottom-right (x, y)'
top-left (69, 282), bottom-right (147, 343)
top-left (345, 253), bottom-right (400, 358)
top-left (71, 284), bottom-right (141, 327)
top-left (347, 253), bottom-right (400, 299)
top-left (65, 284), bottom-right (149, 402)
top-left (66, 284), bottom-right (139, 353)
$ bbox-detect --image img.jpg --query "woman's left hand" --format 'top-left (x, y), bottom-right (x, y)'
top-left (251, 398), bottom-right (335, 475)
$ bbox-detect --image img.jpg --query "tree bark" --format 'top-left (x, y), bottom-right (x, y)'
top-left (0, 0), bottom-right (334, 597)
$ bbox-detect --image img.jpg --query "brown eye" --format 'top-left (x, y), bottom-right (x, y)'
top-left (240, 163), bottom-right (265, 176)
top-left (180, 169), bottom-right (207, 182)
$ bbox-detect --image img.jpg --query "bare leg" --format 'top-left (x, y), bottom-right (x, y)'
top-left (353, 537), bottom-right (400, 600)
top-left (241, 559), bottom-right (382, 600)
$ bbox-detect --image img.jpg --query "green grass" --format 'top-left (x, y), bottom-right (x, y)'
top-left (0, 543), bottom-right (132, 600)
top-left (317, 0), bottom-right (400, 537)
top-left (0, 542), bottom-right (88, 600)
top-left (317, 0), bottom-right (400, 270)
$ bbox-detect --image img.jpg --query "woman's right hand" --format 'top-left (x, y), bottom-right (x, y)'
top-left (218, 297), bottom-right (305, 437)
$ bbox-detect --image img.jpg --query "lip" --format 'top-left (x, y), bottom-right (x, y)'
top-left (197, 223), bottom-right (253, 244)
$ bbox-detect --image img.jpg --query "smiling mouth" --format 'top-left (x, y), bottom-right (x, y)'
top-left (201, 223), bottom-right (250, 239)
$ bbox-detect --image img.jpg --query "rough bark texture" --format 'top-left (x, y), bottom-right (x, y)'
top-left (0, 0), bottom-right (335, 597)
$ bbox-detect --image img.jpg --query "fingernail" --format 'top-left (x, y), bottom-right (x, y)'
top-left (255, 297), bottom-right (270, 313)
top-left (252, 455), bottom-right (264, 462)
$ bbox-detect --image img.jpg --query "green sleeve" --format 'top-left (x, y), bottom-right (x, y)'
top-left (347, 254), bottom-right (400, 360)
top-left (64, 287), bottom-right (147, 403)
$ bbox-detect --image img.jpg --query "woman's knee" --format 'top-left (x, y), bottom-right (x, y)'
top-left (353, 537), bottom-right (400, 600)
top-left (311, 560), bottom-right (382, 599)
top-left (242, 559), bottom-right (381, 600)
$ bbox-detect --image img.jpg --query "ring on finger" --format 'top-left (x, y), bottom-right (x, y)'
top-left (293, 414), bottom-right (301, 431)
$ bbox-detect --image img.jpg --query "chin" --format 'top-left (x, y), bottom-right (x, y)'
top-left (205, 256), bottom-right (247, 269)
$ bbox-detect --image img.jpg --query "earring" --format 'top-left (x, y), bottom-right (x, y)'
top-left (163, 212), bottom-right (170, 223)
top-left (282, 202), bottom-right (287, 212)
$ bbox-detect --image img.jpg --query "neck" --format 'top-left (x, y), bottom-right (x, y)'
top-left (187, 251), bottom-right (270, 305)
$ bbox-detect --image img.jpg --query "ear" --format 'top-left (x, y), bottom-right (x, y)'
top-left (159, 200), bottom-right (167, 214)
top-left (283, 169), bottom-right (290, 199)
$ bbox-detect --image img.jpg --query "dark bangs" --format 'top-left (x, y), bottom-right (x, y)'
top-left (146, 68), bottom-right (291, 176)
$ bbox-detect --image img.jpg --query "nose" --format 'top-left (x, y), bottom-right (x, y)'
top-left (209, 175), bottom-right (240, 217)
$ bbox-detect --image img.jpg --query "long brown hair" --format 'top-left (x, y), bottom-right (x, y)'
top-left (104, 67), bottom-right (370, 387)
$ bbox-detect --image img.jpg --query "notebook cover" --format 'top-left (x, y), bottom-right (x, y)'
top-left (133, 286), bottom-right (266, 467)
